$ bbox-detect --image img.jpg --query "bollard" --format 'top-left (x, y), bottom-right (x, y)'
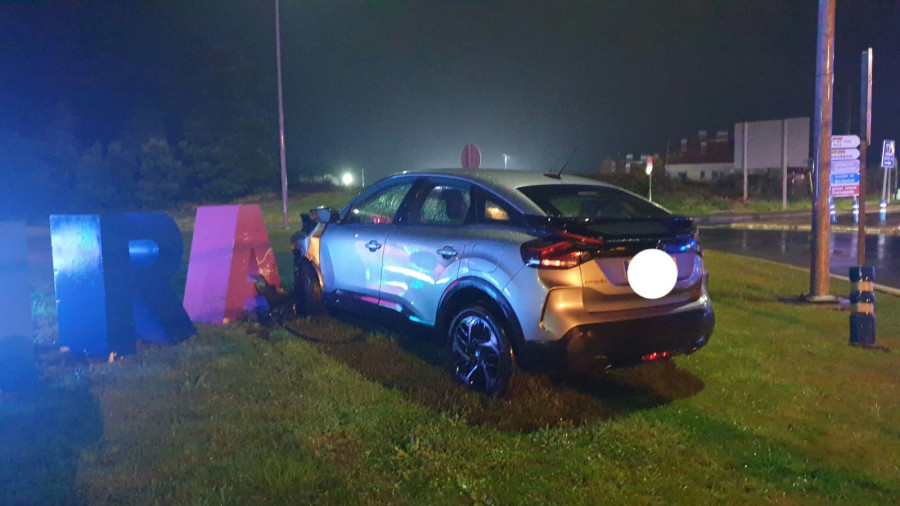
top-left (849, 266), bottom-right (876, 347)
top-left (828, 197), bottom-right (837, 224)
top-left (851, 199), bottom-right (860, 224)
top-left (879, 200), bottom-right (887, 222)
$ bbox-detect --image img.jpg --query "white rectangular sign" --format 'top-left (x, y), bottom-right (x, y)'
top-left (831, 148), bottom-right (860, 161)
top-left (832, 135), bottom-right (861, 149)
top-left (831, 159), bottom-right (861, 173)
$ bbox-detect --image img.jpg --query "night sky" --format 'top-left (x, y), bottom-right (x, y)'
top-left (1, 1), bottom-right (898, 182)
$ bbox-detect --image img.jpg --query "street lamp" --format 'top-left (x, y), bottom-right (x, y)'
top-left (275, 0), bottom-right (289, 229)
top-left (503, 153), bottom-right (509, 170)
top-left (342, 172), bottom-right (354, 186)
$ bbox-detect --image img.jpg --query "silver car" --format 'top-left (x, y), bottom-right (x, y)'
top-left (292, 169), bottom-right (714, 395)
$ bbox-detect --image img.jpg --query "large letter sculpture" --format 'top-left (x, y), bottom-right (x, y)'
top-left (0, 221), bottom-right (35, 389)
top-left (50, 214), bottom-right (194, 357)
top-left (183, 205), bottom-right (283, 323)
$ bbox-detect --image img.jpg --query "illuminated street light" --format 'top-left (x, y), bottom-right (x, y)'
top-left (342, 172), bottom-right (354, 186)
top-left (503, 153), bottom-right (509, 170)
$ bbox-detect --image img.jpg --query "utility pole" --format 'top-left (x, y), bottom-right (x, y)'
top-left (809, 0), bottom-right (835, 300)
top-left (275, 0), bottom-right (289, 230)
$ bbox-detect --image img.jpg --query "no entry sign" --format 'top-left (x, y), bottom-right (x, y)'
top-left (461, 144), bottom-right (481, 169)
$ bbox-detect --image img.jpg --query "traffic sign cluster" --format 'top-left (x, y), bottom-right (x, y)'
top-left (830, 135), bottom-right (861, 199)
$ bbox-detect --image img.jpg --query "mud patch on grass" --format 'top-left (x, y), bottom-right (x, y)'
top-left (283, 315), bottom-right (704, 433)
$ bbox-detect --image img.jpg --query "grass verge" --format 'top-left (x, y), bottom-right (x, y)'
top-left (5, 238), bottom-right (900, 504)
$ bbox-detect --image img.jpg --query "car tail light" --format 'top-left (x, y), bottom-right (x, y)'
top-left (641, 350), bottom-right (671, 362)
top-left (521, 239), bottom-right (596, 269)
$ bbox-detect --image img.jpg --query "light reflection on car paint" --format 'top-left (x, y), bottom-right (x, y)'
top-left (358, 295), bottom-right (379, 305)
top-left (384, 265), bottom-right (438, 285)
top-left (378, 300), bottom-right (403, 312)
top-left (384, 280), bottom-right (409, 292)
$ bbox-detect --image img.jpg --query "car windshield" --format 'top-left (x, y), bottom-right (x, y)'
top-left (518, 184), bottom-right (670, 220)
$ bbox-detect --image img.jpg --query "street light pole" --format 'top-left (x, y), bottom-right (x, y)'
top-left (275, 0), bottom-right (289, 230)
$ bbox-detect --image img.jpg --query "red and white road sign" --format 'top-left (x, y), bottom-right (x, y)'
top-left (831, 185), bottom-right (859, 198)
top-left (831, 135), bottom-right (861, 149)
top-left (461, 144), bottom-right (481, 169)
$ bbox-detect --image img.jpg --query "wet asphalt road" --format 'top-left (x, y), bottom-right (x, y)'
top-left (701, 228), bottom-right (900, 289)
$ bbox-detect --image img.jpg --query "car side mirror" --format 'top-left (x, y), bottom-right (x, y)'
top-left (309, 207), bottom-right (339, 224)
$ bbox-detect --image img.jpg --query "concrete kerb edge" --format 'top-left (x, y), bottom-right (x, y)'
top-left (720, 222), bottom-right (900, 235)
top-left (708, 250), bottom-right (900, 297)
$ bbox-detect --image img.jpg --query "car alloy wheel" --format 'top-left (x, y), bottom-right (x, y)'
top-left (448, 305), bottom-right (512, 396)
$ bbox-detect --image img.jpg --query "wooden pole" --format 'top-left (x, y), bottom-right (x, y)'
top-left (809, 0), bottom-right (836, 298)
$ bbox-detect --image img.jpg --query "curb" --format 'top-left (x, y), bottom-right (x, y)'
top-left (710, 251), bottom-right (900, 296)
top-left (719, 222), bottom-right (900, 235)
top-left (694, 204), bottom-right (900, 226)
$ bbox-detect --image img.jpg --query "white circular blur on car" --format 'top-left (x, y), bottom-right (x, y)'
top-left (627, 249), bottom-right (677, 299)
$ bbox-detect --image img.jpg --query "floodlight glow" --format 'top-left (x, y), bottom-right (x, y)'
top-left (627, 248), bottom-right (677, 299)
top-left (342, 173), bottom-right (354, 186)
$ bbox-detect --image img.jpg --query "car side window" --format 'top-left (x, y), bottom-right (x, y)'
top-left (414, 183), bottom-right (471, 226)
top-left (483, 196), bottom-right (510, 222)
top-left (343, 183), bottom-right (413, 225)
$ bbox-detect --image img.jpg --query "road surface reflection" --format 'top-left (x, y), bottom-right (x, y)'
top-left (701, 228), bottom-right (900, 289)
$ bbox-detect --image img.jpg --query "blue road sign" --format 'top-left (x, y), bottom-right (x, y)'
top-left (831, 173), bottom-right (861, 185)
top-left (882, 140), bottom-right (895, 169)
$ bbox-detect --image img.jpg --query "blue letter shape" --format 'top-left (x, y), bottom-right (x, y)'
top-left (103, 213), bottom-right (195, 345)
top-left (51, 214), bottom-right (194, 357)
top-left (51, 215), bottom-right (121, 356)
top-left (0, 221), bottom-right (36, 389)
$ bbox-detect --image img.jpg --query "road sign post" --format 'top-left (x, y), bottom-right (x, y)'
top-left (881, 140), bottom-right (895, 202)
top-left (858, 48), bottom-right (872, 266)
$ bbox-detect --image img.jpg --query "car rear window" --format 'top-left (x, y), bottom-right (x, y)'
top-left (518, 184), bottom-right (670, 219)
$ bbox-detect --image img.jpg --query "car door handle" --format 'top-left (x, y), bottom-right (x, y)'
top-left (437, 246), bottom-right (458, 259)
top-left (366, 240), bottom-right (382, 252)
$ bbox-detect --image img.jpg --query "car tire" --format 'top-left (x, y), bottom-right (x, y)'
top-left (296, 261), bottom-right (326, 316)
top-left (447, 304), bottom-right (514, 396)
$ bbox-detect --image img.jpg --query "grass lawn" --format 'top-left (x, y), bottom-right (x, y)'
top-left (4, 210), bottom-right (900, 504)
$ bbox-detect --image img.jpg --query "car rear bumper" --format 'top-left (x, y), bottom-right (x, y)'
top-left (517, 302), bottom-right (714, 373)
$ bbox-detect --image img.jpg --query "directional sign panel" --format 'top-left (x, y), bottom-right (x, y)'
top-left (831, 148), bottom-right (860, 161)
top-left (830, 158), bottom-right (861, 198)
top-left (832, 135), bottom-right (861, 149)
top-left (882, 140), bottom-right (895, 169)
top-left (831, 173), bottom-right (860, 185)
top-left (831, 159), bottom-right (861, 174)
top-left (832, 185), bottom-right (859, 198)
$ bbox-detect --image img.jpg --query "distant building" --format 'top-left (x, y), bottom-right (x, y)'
top-left (664, 118), bottom-right (810, 184)
top-left (599, 153), bottom-right (658, 175)
top-left (666, 129), bottom-right (734, 182)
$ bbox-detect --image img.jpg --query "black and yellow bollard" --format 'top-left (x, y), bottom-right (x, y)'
top-left (849, 266), bottom-right (876, 346)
